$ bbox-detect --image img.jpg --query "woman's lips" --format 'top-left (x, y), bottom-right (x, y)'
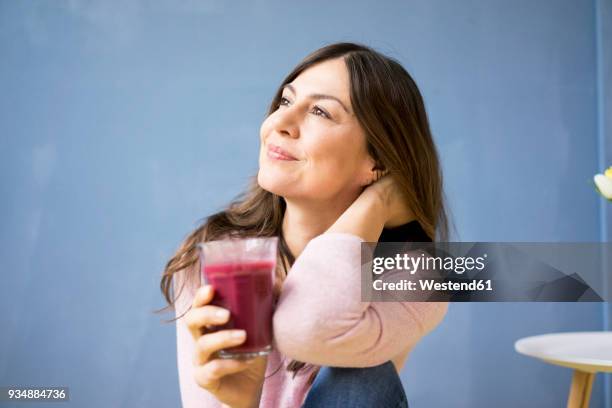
top-left (267, 144), bottom-right (298, 161)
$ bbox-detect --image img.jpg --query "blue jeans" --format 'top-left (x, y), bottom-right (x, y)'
top-left (302, 361), bottom-right (409, 408)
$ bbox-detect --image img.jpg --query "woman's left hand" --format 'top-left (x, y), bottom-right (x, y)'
top-left (326, 173), bottom-right (416, 241)
top-left (361, 174), bottom-right (415, 228)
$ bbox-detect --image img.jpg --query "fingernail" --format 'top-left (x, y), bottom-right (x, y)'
top-left (232, 330), bottom-right (246, 339)
top-left (215, 309), bottom-right (229, 320)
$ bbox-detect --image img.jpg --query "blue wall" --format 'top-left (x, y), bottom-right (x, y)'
top-left (0, 1), bottom-right (609, 407)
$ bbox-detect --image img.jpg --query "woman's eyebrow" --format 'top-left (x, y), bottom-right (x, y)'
top-left (282, 83), bottom-right (352, 115)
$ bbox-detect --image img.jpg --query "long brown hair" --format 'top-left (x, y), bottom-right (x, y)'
top-left (158, 41), bottom-right (450, 385)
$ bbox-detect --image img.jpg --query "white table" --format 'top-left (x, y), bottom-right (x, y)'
top-left (515, 332), bottom-right (612, 408)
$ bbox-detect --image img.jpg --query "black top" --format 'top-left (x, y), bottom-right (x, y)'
top-left (378, 220), bottom-right (431, 243)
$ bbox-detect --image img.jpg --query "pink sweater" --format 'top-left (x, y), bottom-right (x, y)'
top-left (175, 232), bottom-right (449, 408)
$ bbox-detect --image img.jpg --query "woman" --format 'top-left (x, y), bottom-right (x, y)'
top-left (160, 42), bottom-right (450, 407)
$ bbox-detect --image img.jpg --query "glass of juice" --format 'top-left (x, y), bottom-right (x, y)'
top-left (197, 236), bottom-right (277, 359)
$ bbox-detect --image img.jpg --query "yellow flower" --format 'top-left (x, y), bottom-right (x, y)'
top-left (594, 168), bottom-right (612, 199)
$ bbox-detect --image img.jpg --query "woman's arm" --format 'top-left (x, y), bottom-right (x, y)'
top-left (272, 232), bottom-right (448, 367)
top-left (273, 176), bottom-right (447, 367)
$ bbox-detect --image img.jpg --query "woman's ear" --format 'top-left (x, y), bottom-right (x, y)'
top-left (370, 166), bottom-right (389, 184)
top-left (359, 155), bottom-right (387, 187)
top-left (358, 155), bottom-right (377, 187)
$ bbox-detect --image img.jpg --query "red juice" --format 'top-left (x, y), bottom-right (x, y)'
top-left (203, 260), bottom-right (275, 357)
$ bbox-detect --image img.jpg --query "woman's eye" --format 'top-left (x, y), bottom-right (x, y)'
top-left (312, 106), bottom-right (330, 119)
top-left (278, 97), bottom-right (330, 120)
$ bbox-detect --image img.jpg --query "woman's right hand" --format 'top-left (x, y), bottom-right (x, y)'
top-left (185, 285), bottom-right (267, 408)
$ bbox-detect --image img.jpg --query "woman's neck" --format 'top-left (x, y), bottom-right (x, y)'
top-left (281, 193), bottom-right (358, 258)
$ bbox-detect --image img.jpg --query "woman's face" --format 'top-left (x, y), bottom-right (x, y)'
top-left (258, 58), bottom-right (375, 203)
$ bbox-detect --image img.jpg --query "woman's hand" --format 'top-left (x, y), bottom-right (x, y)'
top-left (326, 174), bottom-right (415, 241)
top-left (361, 174), bottom-right (415, 228)
top-left (185, 285), bottom-right (267, 408)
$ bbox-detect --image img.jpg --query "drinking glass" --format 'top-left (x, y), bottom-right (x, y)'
top-left (197, 237), bottom-right (277, 359)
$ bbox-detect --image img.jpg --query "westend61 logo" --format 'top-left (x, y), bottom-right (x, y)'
top-left (371, 253), bottom-right (487, 275)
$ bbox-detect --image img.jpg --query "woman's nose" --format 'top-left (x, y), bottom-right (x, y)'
top-left (272, 107), bottom-right (300, 138)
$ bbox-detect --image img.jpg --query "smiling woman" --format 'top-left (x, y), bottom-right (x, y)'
top-left (159, 42), bottom-right (450, 408)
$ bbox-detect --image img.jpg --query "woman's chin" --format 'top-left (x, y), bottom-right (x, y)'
top-left (257, 171), bottom-right (292, 196)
